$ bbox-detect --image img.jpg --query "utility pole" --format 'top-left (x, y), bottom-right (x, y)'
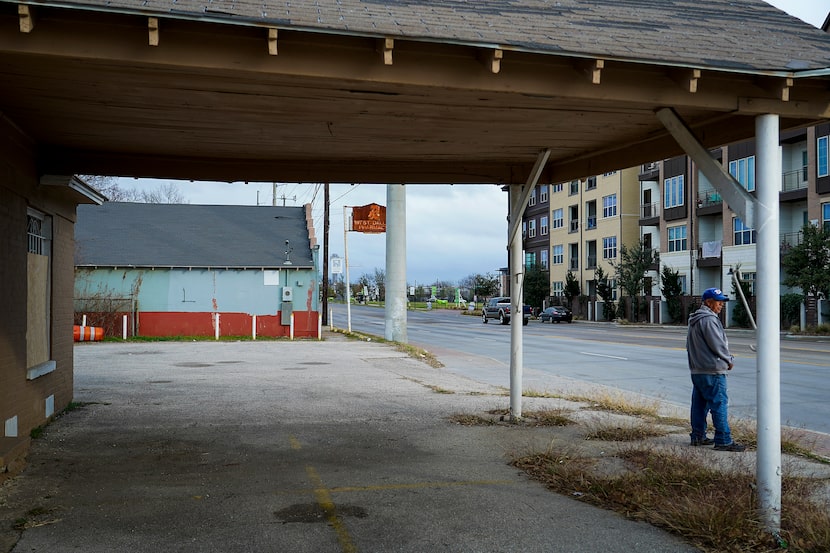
top-left (272, 182), bottom-right (296, 206)
top-left (322, 183), bottom-right (330, 326)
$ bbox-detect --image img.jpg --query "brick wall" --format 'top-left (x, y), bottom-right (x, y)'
top-left (0, 127), bottom-right (78, 477)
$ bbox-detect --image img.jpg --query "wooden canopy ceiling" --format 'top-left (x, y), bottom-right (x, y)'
top-left (1, 1), bottom-right (830, 184)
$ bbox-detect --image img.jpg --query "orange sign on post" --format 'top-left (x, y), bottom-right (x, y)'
top-left (351, 203), bottom-right (386, 233)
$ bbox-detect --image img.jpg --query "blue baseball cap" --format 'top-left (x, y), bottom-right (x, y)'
top-left (702, 287), bottom-right (729, 301)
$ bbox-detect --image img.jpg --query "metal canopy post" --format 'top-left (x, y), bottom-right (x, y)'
top-left (508, 149), bottom-right (550, 420)
top-left (755, 114), bottom-right (782, 534)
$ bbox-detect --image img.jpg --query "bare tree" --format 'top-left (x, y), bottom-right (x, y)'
top-left (79, 176), bottom-right (188, 203)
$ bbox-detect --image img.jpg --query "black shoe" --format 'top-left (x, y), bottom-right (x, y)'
top-left (714, 442), bottom-right (746, 452)
top-left (690, 437), bottom-right (714, 446)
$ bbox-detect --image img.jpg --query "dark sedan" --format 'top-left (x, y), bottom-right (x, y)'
top-left (539, 306), bottom-right (573, 323)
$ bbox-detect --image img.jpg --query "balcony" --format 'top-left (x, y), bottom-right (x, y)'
top-left (586, 216), bottom-right (597, 230)
top-left (639, 203), bottom-right (659, 226)
top-left (569, 220), bottom-right (579, 233)
top-left (696, 190), bottom-right (723, 216)
top-left (696, 240), bottom-right (722, 268)
top-left (639, 162), bottom-right (659, 181)
top-left (781, 169), bottom-right (808, 192)
top-left (569, 259), bottom-right (579, 271)
top-left (780, 169), bottom-right (808, 202)
top-left (645, 248), bottom-right (660, 271)
top-left (586, 255), bottom-right (597, 269)
top-left (780, 231), bottom-right (803, 254)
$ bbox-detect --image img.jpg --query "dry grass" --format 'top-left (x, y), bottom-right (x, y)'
top-left (522, 388), bottom-right (563, 399)
top-left (450, 408), bottom-right (575, 427)
top-left (583, 419), bottom-right (671, 442)
top-left (569, 390), bottom-right (660, 418)
top-left (513, 446), bottom-right (830, 552)
top-left (454, 385), bottom-right (829, 552)
top-left (449, 414), bottom-right (497, 426)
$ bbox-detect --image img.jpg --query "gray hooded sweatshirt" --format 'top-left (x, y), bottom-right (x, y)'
top-left (686, 305), bottom-right (733, 374)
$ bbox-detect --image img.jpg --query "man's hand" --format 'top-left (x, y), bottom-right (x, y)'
top-left (727, 363), bottom-right (734, 371)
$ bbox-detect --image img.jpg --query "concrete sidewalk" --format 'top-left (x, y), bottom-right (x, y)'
top-left (3, 337), bottom-right (704, 552)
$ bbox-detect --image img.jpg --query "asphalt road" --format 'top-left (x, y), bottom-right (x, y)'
top-left (331, 304), bottom-right (830, 435)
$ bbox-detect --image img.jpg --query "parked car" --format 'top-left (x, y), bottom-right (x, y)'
top-left (539, 306), bottom-right (573, 323)
top-left (481, 297), bottom-right (531, 325)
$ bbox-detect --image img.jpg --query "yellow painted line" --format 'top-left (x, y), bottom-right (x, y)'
top-left (289, 435), bottom-right (302, 450)
top-left (328, 479), bottom-right (513, 494)
top-left (306, 466), bottom-right (358, 553)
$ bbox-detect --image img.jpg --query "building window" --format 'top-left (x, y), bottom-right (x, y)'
top-left (668, 225), bottom-right (687, 252)
top-left (733, 218), bottom-right (756, 245)
top-left (586, 200), bottom-right (597, 229)
top-left (528, 219), bottom-right (536, 238)
top-left (27, 214), bottom-right (45, 254)
top-left (569, 180), bottom-right (579, 195)
top-left (664, 175), bottom-right (685, 209)
top-left (729, 156), bottom-right (756, 192)
top-left (552, 182), bottom-right (564, 193)
top-left (585, 176), bottom-right (597, 190)
top-left (569, 205), bottom-right (579, 233)
top-left (679, 275), bottom-right (687, 294)
top-left (522, 221), bottom-right (527, 239)
top-left (602, 194), bottom-right (617, 218)
top-left (529, 188), bottom-right (537, 206)
top-left (569, 243), bottom-right (579, 270)
top-left (603, 236), bottom-right (617, 259)
top-left (552, 208), bottom-right (564, 229)
top-left (525, 251), bottom-right (536, 269)
top-left (552, 245), bottom-right (564, 264)
top-left (540, 249), bottom-right (549, 269)
top-left (818, 136), bottom-right (829, 178)
top-left (552, 281), bottom-right (564, 295)
top-left (541, 216), bottom-right (549, 236)
top-left (740, 271), bottom-right (757, 295)
top-left (540, 184), bottom-right (548, 203)
top-left (26, 208), bottom-right (53, 372)
top-left (823, 203), bottom-right (830, 232)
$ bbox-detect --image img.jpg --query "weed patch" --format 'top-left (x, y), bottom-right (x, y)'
top-left (583, 420), bottom-right (670, 442)
top-left (513, 446), bottom-right (830, 552)
top-left (569, 390), bottom-right (659, 418)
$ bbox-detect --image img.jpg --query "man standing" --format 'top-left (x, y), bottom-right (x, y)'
top-left (686, 287), bottom-right (746, 452)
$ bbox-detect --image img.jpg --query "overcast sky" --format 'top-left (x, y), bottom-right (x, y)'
top-left (116, 0), bottom-right (828, 286)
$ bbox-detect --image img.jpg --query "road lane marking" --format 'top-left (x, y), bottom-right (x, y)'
top-left (580, 351), bottom-right (628, 360)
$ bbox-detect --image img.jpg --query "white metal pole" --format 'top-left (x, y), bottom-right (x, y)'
top-left (344, 206), bottom-right (352, 332)
top-left (317, 312), bottom-right (322, 340)
top-left (509, 185), bottom-right (524, 420)
top-left (214, 313), bottom-right (220, 340)
top-left (329, 307), bottom-right (333, 330)
top-left (122, 314), bottom-right (127, 340)
top-left (82, 314), bottom-right (87, 327)
top-left (290, 312), bottom-right (295, 340)
top-left (252, 315), bottom-right (257, 340)
top-left (385, 184), bottom-right (407, 342)
top-left (755, 113), bottom-right (782, 534)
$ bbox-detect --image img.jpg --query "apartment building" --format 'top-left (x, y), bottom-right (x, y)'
top-left (640, 125), bottom-right (830, 307)
top-left (523, 168), bottom-right (640, 306)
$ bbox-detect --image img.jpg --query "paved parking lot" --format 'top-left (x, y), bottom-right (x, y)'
top-left (2, 338), bottom-right (699, 552)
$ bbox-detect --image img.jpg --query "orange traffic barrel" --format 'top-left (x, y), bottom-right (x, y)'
top-left (74, 325), bottom-right (104, 342)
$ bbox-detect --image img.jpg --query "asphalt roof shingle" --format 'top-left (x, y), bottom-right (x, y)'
top-left (41, 0), bottom-right (830, 72)
top-left (75, 203), bottom-right (315, 269)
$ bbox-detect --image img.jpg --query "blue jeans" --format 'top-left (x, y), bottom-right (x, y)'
top-left (690, 373), bottom-right (732, 446)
